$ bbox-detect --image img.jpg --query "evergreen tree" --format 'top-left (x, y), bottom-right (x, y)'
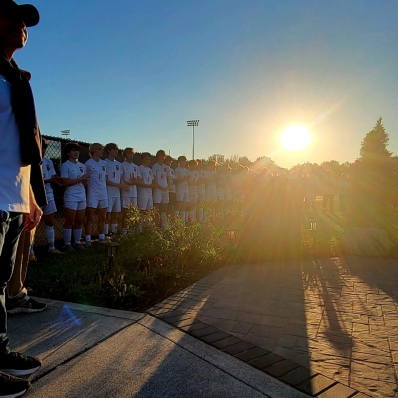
top-left (360, 117), bottom-right (392, 161)
top-left (350, 118), bottom-right (393, 228)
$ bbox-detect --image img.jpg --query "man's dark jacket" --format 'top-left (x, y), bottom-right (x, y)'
top-left (0, 52), bottom-right (46, 208)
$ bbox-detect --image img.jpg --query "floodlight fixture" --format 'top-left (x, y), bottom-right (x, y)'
top-left (187, 120), bottom-right (200, 159)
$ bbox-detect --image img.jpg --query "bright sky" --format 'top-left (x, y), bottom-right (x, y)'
top-left (16, 0), bottom-right (398, 168)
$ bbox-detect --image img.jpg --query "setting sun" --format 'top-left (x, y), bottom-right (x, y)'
top-left (280, 125), bottom-right (311, 151)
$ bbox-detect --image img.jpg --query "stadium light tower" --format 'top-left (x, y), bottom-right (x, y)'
top-left (61, 130), bottom-right (70, 139)
top-left (187, 120), bottom-right (199, 159)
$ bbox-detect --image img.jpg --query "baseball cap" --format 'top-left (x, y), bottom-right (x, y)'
top-left (0, 1), bottom-right (40, 27)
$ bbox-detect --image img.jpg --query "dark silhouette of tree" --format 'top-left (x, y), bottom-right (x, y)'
top-left (238, 156), bottom-right (252, 168)
top-left (360, 117), bottom-right (392, 161)
top-left (208, 154), bottom-right (225, 164)
top-left (350, 118), bottom-right (393, 228)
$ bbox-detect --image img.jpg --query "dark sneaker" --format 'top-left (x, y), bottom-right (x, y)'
top-left (0, 352), bottom-right (42, 377)
top-left (7, 299), bottom-right (47, 315)
top-left (48, 249), bottom-right (63, 255)
top-left (64, 245), bottom-right (74, 252)
top-left (75, 244), bottom-right (86, 250)
top-left (0, 371), bottom-right (30, 398)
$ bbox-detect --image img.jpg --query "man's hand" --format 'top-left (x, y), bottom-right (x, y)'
top-left (24, 189), bottom-right (42, 231)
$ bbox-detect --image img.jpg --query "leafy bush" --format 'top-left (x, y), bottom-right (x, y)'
top-left (27, 207), bottom-right (242, 310)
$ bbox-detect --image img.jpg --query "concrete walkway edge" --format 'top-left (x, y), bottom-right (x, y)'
top-left (139, 314), bottom-right (309, 398)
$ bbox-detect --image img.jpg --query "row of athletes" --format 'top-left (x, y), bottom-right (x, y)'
top-left (41, 141), bottom-right (240, 252)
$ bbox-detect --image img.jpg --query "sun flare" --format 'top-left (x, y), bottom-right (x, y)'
top-left (280, 125), bottom-right (311, 151)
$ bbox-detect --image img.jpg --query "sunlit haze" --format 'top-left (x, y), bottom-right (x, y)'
top-left (280, 125), bottom-right (311, 152)
top-left (17, 0), bottom-right (398, 168)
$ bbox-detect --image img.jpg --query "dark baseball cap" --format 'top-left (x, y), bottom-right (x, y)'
top-left (0, 1), bottom-right (40, 27)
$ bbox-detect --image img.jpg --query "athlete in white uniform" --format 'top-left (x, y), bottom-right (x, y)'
top-left (105, 143), bottom-right (129, 235)
top-left (222, 163), bottom-right (233, 216)
top-left (187, 159), bottom-right (200, 222)
top-left (204, 160), bottom-right (217, 220)
top-left (60, 142), bottom-right (89, 250)
top-left (84, 143), bottom-right (108, 245)
top-left (196, 160), bottom-right (206, 221)
top-left (137, 152), bottom-right (155, 211)
top-left (121, 147), bottom-right (139, 235)
top-left (174, 156), bottom-right (190, 222)
top-left (205, 160), bottom-right (217, 201)
top-left (164, 156), bottom-right (176, 218)
top-left (41, 139), bottom-right (62, 253)
top-left (152, 150), bottom-right (171, 228)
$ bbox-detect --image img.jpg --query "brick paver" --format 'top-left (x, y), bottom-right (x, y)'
top-left (149, 257), bottom-right (398, 397)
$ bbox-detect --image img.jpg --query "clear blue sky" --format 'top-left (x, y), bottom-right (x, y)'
top-left (16, 0), bottom-right (398, 167)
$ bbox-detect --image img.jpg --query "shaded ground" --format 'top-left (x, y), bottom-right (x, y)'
top-left (133, 260), bottom-right (228, 312)
top-left (8, 301), bottom-right (304, 398)
top-left (149, 257), bottom-right (398, 398)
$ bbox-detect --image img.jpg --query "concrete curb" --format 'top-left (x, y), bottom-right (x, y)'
top-left (35, 297), bottom-right (145, 321)
top-left (139, 314), bottom-right (310, 398)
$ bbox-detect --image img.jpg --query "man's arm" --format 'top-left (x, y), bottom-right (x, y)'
top-left (24, 185), bottom-right (43, 231)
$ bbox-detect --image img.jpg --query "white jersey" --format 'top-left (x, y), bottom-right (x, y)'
top-left (60, 160), bottom-right (87, 202)
top-left (122, 161), bottom-right (139, 198)
top-left (188, 169), bottom-right (200, 194)
top-left (152, 163), bottom-right (170, 189)
top-left (188, 169), bottom-right (200, 184)
top-left (217, 171), bottom-right (227, 187)
top-left (175, 166), bottom-right (189, 193)
top-left (105, 158), bottom-right (123, 197)
top-left (85, 158), bottom-right (107, 201)
top-left (205, 170), bottom-right (217, 189)
top-left (138, 165), bottom-right (153, 196)
top-left (42, 157), bottom-right (56, 202)
top-left (197, 169), bottom-right (206, 196)
top-left (168, 167), bottom-right (176, 193)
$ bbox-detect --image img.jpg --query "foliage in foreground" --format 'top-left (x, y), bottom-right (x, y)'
top-left (27, 199), bottom-right (398, 311)
top-left (27, 209), bottom-right (240, 310)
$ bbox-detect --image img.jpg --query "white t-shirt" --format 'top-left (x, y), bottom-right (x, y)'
top-left (122, 161), bottom-right (139, 198)
top-left (175, 166), bottom-right (189, 192)
top-left (0, 74), bottom-right (30, 213)
top-left (85, 158), bottom-right (107, 200)
top-left (42, 157), bottom-right (56, 202)
top-left (60, 160), bottom-right (87, 202)
top-left (105, 158), bottom-right (123, 197)
top-left (138, 165), bottom-right (153, 196)
top-left (152, 163), bottom-right (170, 189)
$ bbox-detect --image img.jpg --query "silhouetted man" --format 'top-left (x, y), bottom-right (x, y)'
top-left (0, 2), bottom-right (46, 397)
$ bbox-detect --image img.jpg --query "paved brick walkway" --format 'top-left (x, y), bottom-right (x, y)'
top-left (149, 257), bottom-right (398, 397)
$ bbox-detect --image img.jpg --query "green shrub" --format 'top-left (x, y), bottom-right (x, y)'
top-left (27, 207), bottom-right (242, 310)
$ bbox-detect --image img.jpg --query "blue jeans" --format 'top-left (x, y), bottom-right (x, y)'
top-left (0, 212), bottom-right (24, 355)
